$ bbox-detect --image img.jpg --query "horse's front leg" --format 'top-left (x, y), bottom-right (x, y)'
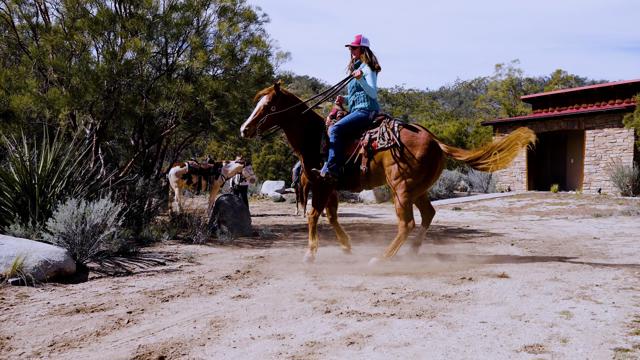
top-left (303, 184), bottom-right (330, 263)
top-left (174, 186), bottom-right (184, 214)
top-left (325, 190), bottom-right (351, 254)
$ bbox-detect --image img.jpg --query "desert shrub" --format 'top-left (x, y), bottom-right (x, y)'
top-left (168, 212), bottom-right (209, 244)
top-left (429, 169), bottom-right (463, 200)
top-left (0, 130), bottom-right (106, 231)
top-left (467, 169), bottom-right (496, 193)
top-left (114, 177), bottom-right (167, 241)
top-left (608, 163), bottom-right (640, 196)
top-left (3, 222), bottom-right (44, 240)
top-left (550, 184), bottom-right (559, 193)
top-left (42, 196), bottom-right (125, 264)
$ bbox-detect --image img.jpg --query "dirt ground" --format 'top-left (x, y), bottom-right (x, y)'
top-left (1, 192), bottom-right (640, 359)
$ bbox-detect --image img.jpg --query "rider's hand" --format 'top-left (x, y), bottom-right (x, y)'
top-left (325, 117), bottom-right (335, 129)
top-left (352, 69), bottom-right (363, 79)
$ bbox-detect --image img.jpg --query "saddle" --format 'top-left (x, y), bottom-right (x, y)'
top-left (327, 108), bottom-right (404, 175)
top-left (182, 160), bottom-right (223, 194)
top-left (353, 115), bottom-right (403, 175)
top-left (186, 160), bottom-right (222, 177)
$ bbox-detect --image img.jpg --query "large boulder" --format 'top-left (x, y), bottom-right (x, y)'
top-left (260, 180), bottom-right (285, 196)
top-left (209, 194), bottom-right (253, 239)
top-left (0, 235), bottom-right (76, 282)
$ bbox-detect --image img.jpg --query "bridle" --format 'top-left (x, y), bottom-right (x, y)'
top-left (255, 74), bottom-right (354, 137)
top-left (216, 159), bottom-right (245, 184)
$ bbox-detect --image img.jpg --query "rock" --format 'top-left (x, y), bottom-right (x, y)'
top-left (358, 190), bottom-right (377, 204)
top-left (358, 187), bottom-right (390, 204)
top-left (269, 193), bottom-right (285, 202)
top-left (260, 180), bottom-right (285, 195)
top-left (0, 235), bottom-right (76, 282)
top-left (209, 194), bottom-right (252, 239)
top-left (282, 193), bottom-right (297, 203)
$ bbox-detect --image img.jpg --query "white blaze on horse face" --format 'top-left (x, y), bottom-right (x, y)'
top-left (221, 160), bottom-right (244, 178)
top-left (241, 95), bottom-right (270, 138)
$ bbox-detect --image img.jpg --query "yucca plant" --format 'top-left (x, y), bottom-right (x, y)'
top-left (0, 129), bottom-right (106, 231)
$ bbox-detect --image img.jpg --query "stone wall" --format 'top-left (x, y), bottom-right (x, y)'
top-left (494, 147), bottom-right (527, 192)
top-left (491, 112), bottom-right (637, 195)
top-left (583, 128), bottom-right (635, 194)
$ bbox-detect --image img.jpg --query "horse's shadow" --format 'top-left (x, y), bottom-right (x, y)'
top-left (410, 253), bottom-right (640, 269)
top-left (223, 222), bottom-right (640, 270)
top-left (221, 222), bottom-right (500, 249)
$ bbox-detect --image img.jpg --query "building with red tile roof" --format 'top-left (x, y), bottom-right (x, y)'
top-left (482, 79), bottom-right (639, 194)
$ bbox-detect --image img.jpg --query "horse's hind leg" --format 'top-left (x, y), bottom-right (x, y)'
top-left (412, 193), bottom-right (436, 254)
top-left (375, 193), bottom-right (415, 262)
top-left (302, 175), bottom-right (311, 217)
top-left (294, 183), bottom-right (300, 216)
top-left (325, 190), bottom-right (351, 254)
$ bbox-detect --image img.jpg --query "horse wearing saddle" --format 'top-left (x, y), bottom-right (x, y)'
top-left (176, 160), bottom-right (223, 194)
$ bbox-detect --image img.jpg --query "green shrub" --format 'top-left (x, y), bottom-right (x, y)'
top-left (114, 177), bottom-right (167, 239)
top-left (42, 196), bottom-right (125, 264)
top-left (550, 184), bottom-right (559, 193)
top-left (608, 163), bottom-right (640, 197)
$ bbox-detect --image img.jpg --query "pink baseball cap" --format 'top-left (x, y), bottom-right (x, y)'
top-left (345, 34), bottom-right (370, 48)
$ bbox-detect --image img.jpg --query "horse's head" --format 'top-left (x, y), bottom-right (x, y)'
top-left (242, 164), bottom-right (257, 185)
top-left (240, 82), bottom-right (296, 138)
top-left (221, 159), bottom-right (245, 179)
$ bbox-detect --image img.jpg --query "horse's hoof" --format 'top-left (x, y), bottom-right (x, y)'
top-left (303, 251), bottom-right (316, 263)
top-left (342, 248), bottom-right (352, 255)
top-left (368, 257), bottom-right (382, 266)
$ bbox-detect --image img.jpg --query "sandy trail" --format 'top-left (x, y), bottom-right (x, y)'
top-left (1, 193), bottom-right (640, 359)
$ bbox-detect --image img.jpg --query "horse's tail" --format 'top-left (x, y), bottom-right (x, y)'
top-left (434, 127), bottom-right (536, 172)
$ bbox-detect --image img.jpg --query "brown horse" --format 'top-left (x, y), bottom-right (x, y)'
top-left (240, 83), bottom-right (536, 264)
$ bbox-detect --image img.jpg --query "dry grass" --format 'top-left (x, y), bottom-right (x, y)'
top-left (2, 254), bottom-right (34, 285)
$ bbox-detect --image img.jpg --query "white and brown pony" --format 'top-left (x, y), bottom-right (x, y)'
top-left (168, 159), bottom-right (256, 214)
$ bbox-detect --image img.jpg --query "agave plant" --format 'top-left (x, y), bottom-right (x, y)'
top-left (0, 129), bottom-right (106, 231)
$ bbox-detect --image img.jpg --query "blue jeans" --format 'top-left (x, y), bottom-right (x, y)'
top-left (322, 109), bottom-right (374, 176)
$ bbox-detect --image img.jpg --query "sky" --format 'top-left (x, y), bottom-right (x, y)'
top-left (247, 0), bottom-right (639, 90)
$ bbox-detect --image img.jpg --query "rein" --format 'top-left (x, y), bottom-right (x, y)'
top-left (256, 74), bottom-right (354, 137)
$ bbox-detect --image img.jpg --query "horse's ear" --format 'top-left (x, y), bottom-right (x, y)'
top-left (274, 80), bottom-right (282, 93)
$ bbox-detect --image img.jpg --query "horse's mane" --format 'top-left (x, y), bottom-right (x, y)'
top-left (253, 84), bottom-right (296, 103)
top-left (253, 84), bottom-right (325, 124)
